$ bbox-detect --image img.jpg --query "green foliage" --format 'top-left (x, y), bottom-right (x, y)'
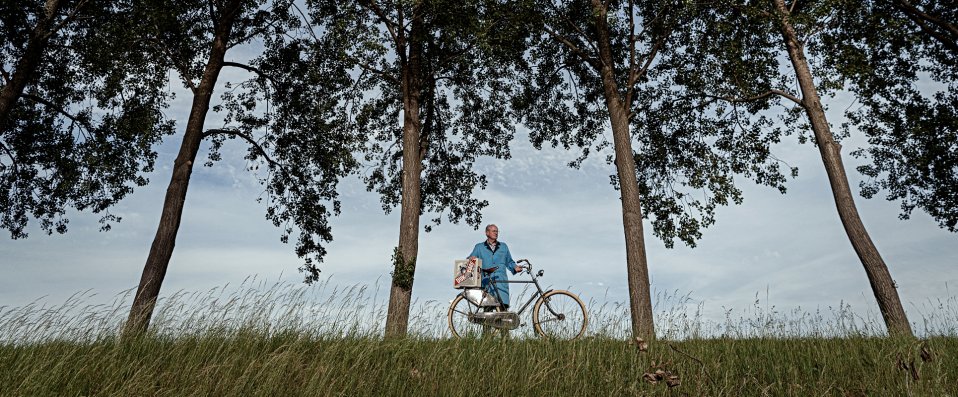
top-left (0, 0), bottom-right (174, 238)
top-left (212, 0), bottom-right (361, 283)
top-left (126, 0), bottom-right (360, 282)
top-left (697, 0), bottom-right (957, 232)
top-left (821, 0), bottom-right (958, 232)
top-left (391, 246), bottom-right (416, 290)
top-left (306, 0), bottom-right (529, 232)
top-left (515, 0), bottom-right (792, 248)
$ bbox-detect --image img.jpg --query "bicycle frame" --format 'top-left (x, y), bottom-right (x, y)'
top-left (466, 260), bottom-right (556, 317)
top-left (488, 278), bottom-right (549, 316)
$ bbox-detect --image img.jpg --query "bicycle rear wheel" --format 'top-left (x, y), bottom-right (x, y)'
top-left (448, 294), bottom-right (495, 339)
top-left (532, 290), bottom-right (587, 340)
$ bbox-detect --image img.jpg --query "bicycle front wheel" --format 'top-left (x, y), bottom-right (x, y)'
top-left (532, 290), bottom-right (587, 340)
top-left (448, 294), bottom-right (490, 339)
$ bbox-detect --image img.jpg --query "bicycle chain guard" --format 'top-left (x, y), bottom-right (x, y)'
top-left (469, 311), bottom-right (521, 330)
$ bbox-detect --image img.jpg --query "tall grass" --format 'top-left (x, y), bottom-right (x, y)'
top-left (1, 280), bottom-right (956, 396)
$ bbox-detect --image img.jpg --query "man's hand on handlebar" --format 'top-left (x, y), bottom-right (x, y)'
top-left (514, 259), bottom-right (531, 274)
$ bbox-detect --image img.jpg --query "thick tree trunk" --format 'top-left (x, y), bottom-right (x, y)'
top-left (0, 0), bottom-right (63, 125)
top-left (774, 0), bottom-right (913, 337)
top-left (608, 102), bottom-right (655, 340)
top-left (124, 2), bottom-right (242, 335)
top-left (384, 6), bottom-right (424, 338)
top-left (592, 0), bottom-right (655, 340)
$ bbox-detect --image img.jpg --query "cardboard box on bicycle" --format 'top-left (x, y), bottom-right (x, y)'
top-left (453, 259), bottom-right (482, 289)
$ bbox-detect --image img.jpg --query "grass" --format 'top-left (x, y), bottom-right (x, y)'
top-left (1, 280), bottom-right (956, 396)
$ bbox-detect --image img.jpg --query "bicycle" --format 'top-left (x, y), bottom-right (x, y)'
top-left (447, 259), bottom-right (588, 339)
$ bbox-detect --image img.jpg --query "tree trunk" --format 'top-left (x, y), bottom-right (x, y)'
top-left (0, 0), bottom-right (63, 125)
top-left (592, 0), bottom-right (655, 340)
top-left (773, 0), bottom-right (913, 337)
top-left (384, 5), bottom-right (424, 338)
top-left (124, 2), bottom-right (242, 336)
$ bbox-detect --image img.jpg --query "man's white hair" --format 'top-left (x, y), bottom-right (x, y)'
top-left (485, 224), bottom-right (498, 231)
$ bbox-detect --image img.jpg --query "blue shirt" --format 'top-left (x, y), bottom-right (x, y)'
top-left (468, 241), bottom-right (517, 306)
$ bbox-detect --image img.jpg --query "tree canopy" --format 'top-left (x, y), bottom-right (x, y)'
top-left (217, 4), bottom-right (361, 281)
top-left (125, 0), bottom-right (361, 333)
top-left (0, 0), bottom-right (173, 239)
top-left (306, 0), bottom-right (527, 233)
top-left (822, 0), bottom-right (957, 232)
top-left (516, 0), bottom-right (793, 249)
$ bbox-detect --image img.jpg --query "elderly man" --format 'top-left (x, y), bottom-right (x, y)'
top-left (467, 224), bottom-right (521, 309)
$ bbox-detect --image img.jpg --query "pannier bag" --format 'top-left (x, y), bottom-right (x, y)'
top-left (453, 258), bottom-right (482, 289)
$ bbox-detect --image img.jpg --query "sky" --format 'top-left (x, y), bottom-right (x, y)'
top-left (2, 57), bottom-right (957, 339)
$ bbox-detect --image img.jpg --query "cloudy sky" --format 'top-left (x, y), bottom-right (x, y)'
top-left (2, 56), bottom-right (956, 338)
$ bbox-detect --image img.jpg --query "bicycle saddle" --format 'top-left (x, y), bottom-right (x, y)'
top-left (481, 266), bottom-right (498, 274)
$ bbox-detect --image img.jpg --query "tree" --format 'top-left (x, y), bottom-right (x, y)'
top-left (890, 0), bottom-right (957, 55)
top-left (305, 0), bottom-right (526, 337)
top-left (125, 0), bottom-right (357, 334)
top-left (695, 0), bottom-right (913, 336)
top-left (516, 0), bottom-right (792, 339)
top-left (1, 0), bottom-right (172, 239)
top-left (823, 0), bottom-right (957, 233)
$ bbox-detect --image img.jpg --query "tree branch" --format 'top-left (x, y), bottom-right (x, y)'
top-left (419, 79), bottom-right (435, 162)
top-left (907, 16), bottom-right (958, 54)
top-left (626, 0), bottom-right (637, 104)
top-left (292, 2), bottom-right (320, 43)
top-left (0, 140), bottom-right (19, 173)
top-left (351, 58), bottom-right (399, 85)
top-left (229, 25), bottom-right (269, 49)
top-left (730, 3), bottom-right (772, 18)
top-left (42, 0), bottom-right (88, 40)
top-left (894, 0), bottom-right (958, 38)
top-left (668, 342), bottom-right (718, 388)
top-left (438, 40), bottom-right (479, 67)
top-left (208, 0), bottom-right (219, 32)
top-left (705, 89), bottom-right (805, 107)
top-left (203, 128), bottom-right (279, 167)
top-left (151, 38), bottom-right (198, 93)
top-left (21, 93), bottom-right (97, 132)
top-left (547, 1), bottom-right (601, 56)
top-left (626, 26), bottom-right (669, 106)
top-left (359, 0), bottom-right (400, 47)
top-left (894, 0), bottom-right (958, 55)
top-left (635, 32), bottom-right (667, 81)
top-left (222, 61), bottom-right (279, 86)
top-left (396, 0), bottom-right (407, 67)
top-left (543, 25), bottom-right (599, 69)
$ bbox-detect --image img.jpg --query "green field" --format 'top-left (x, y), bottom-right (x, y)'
top-left (2, 283), bottom-right (956, 396)
top-left (3, 333), bottom-right (956, 396)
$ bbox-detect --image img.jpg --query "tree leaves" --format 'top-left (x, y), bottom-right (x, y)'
top-left (517, 0), bottom-right (792, 248)
top-left (0, 0), bottom-right (173, 238)
top-left (824, 0), bottom-right (958, 232)
top-left (307, 0), bottom-right (527, 233)
top-left (211, 1), bottom-right (360, 282)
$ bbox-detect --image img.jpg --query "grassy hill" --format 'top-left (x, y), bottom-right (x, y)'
top-left (2, 282), bottom-right (956, 396)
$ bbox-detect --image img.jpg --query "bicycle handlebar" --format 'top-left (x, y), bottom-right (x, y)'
top-left (516, 259), bottom-right (532, 274)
